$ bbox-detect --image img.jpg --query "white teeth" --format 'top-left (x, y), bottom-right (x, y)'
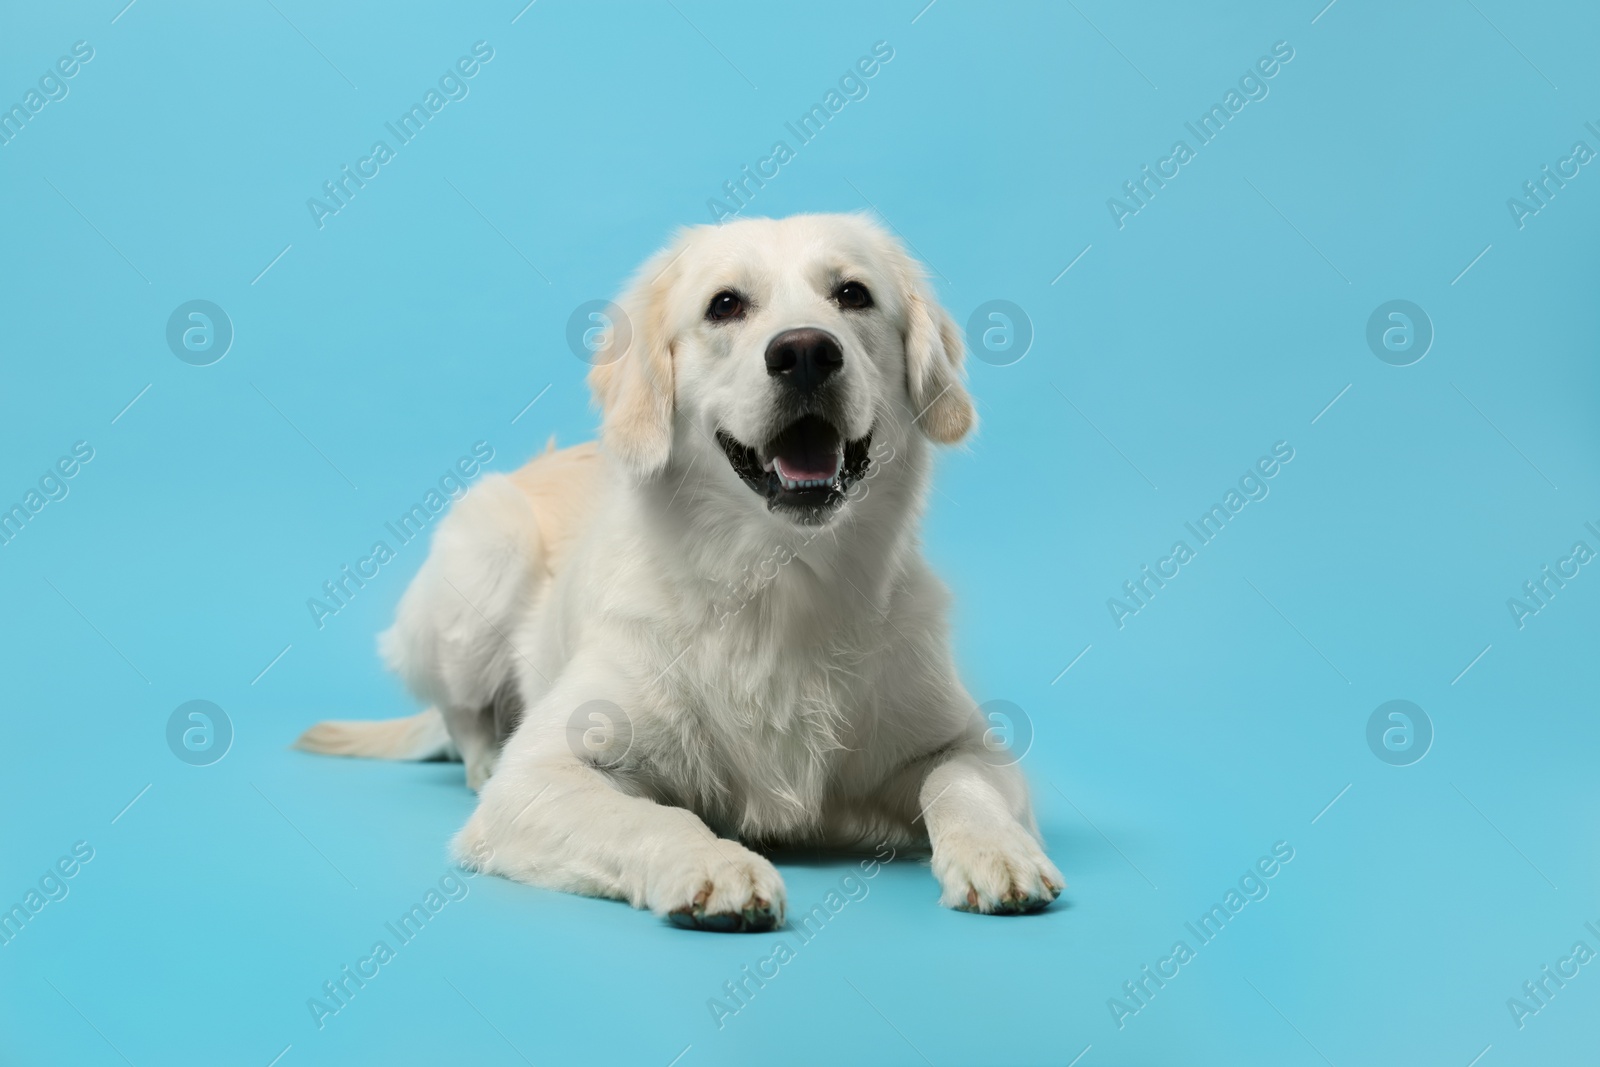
top-left (777, 474), bottom-right (839, 491)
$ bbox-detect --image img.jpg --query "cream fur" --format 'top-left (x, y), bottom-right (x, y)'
top-left (297, 213), bottom-right (1061, 926)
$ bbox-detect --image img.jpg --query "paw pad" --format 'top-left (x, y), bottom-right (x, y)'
top-left (668, 893), bottom-right (780, 933)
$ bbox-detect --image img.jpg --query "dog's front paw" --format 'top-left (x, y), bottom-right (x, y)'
top-left (650, 841), bottom-right (786, 933)
top-left (933, 822), bottom-right (1064, 915)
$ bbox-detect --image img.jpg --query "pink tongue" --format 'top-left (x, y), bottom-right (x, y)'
top-left (775, 454), bottom-right (839, 481)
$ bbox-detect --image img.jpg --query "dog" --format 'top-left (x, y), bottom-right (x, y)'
top-left (296, 213), bottom-right (1063, 929)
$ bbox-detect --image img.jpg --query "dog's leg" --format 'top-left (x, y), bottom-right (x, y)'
top-left (918, 750), bottom-right (1064, 914)
top-left (445, 679), bottom-right (525, 791)
top-left (457, 758), bottom-right (786, 930)
top-left (439, 704), bottom-right (498, 791)
top-left (452, 663), bottom-right (785, 931)
top-left (380, 474), bottom-right (543, 788)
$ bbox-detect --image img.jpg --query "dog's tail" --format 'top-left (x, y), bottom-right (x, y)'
top-left (293, 708), bottom-right (455, 762)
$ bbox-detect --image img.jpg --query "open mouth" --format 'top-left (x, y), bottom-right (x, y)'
top-left (717, 415), bottom-right (872, 516)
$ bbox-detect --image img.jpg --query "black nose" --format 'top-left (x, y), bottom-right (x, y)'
top-left (765, 328), bottom-right (843, 394)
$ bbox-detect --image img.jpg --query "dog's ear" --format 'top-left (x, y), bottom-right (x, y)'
top-left (587, 240), bottom-right (684, 478)
top-left (899, 259), bottom-right (976, 444)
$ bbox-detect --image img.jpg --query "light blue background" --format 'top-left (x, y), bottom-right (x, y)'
top-left (2, 1), bottom-right (1597, 1064)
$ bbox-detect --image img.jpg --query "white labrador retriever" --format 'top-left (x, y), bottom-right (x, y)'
top-left (297, 213), bottom-right (1062, 929)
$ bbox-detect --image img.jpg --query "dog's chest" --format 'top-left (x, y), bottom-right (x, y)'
top-left (646, 610), bottom-right (882, 838)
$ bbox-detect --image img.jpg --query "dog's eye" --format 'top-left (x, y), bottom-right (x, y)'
top-left (706, 290), bottom-right (745, 322)
top-left (834, 281), bottom-right (873, 310)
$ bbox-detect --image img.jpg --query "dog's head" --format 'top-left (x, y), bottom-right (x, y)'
top-left (588, 213), bottom-right (974, 525)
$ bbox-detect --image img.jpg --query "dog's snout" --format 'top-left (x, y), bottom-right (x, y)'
top-left (765, 329), bottom-right (843, 393)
